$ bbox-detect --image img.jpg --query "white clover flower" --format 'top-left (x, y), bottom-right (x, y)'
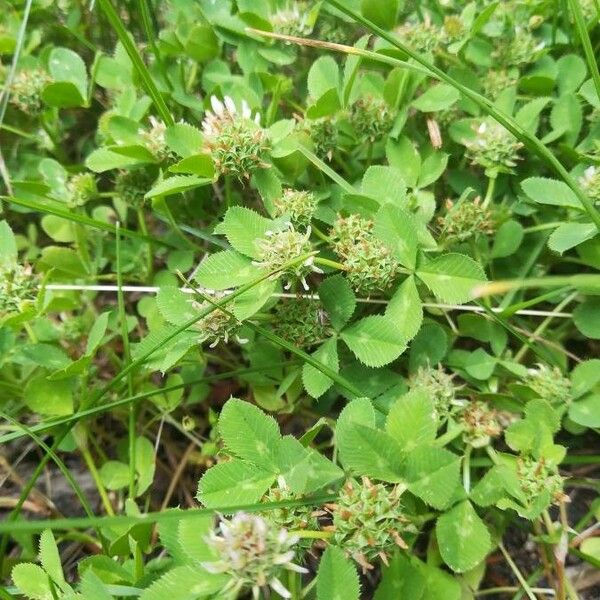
top-left (252, 223), bottom-right (321, 291)
top-left (202, 95), bottom-right (269, 180)
top-left (202, 513), bottom-right (307, 599)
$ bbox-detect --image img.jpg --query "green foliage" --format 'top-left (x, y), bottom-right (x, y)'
top-left (1, 0), bottom-right (599, 597)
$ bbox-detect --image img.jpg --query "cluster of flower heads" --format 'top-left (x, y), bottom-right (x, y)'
top-left (0, 264), bottom-right (38, 315)
top-left (438, 196), bottom-right (496, 244)
top-left (271, 298), bottom-right (331, 348)
top-left (331, 214), bottom-right (400, 295)
top-left (524, 364), bottom-right (572, 406)
top-left (66, 172), bottom-right (97, 207)
top-left (202, 512), bottom-right (307, 600)
top-left (483, 69), bottom-right (518, 100)
top-left (191, 298), bottom-right (246, 348)
top-left (325, 478), bottom-right (415, 573)
top-left (252, 223), bottom-right (321, 290)
top-left (349, 96), bottom-right (396, 143)
top-left (579, 166), bottom-right (600, 202)
top-left (202, 95), bottom-right (269, 180)
top-left (10, 68), bottom-right (52, 114)
top-left (396, 17), bottom-right (442, 53)
top-left (272, 188), bottom-right (317, 228)
top-left (465, 120), bottom-right (523, 174)
top-left (140, 116), bottom-right (173, 162)
top-left (115, 169), bottom-right (155, 207)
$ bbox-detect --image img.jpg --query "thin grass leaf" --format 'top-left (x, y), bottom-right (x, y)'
top-left (2, 195), bottom-right (177, 248)
top-left (0, 494), bottom-right (337, 534)
top-left (97, 0), bottom-right (174, 126)
top-left (568, 0), bottom-right (600, 106)
top-left (293, 142), bottom-right (356, 193)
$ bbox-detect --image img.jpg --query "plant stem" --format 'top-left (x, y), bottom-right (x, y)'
top-left (463, 444), bottom-right (472, 493)
top-left (80, 443), bottom-right (115, 516)
top-left (482, 175), bottom-right (496, 208)
top-left (314, 257), bottom-right (346, 271)
top-left (498, 542), bottom-right (537, 600)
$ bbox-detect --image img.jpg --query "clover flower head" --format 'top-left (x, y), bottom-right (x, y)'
top-left (524, 364), bottom-right (571, 406)
top-left (253, 223), bottom-right (320, 290)
top-left (349, 96), bottom-right (395, 143)
top-left (202, 95), bottom-right (270, 180)
top-left (141, 116), bottom-right (173, 161)
top-left (67, 172), bottom-right (97, 207)
top-left (460, 400), bottom-right (502, 448)
top-left (262, 477), bottom-right (322, 545)
top-left (10, 68), bottom-right (52, 114)
top-left (191, 297), bottom-right (246, 348)
top-left (202, 512), bottom-right (307, 600)
top-left (327, 478), bottom-right (414, 573)
top-left (496, 28), bottom-right (545, 66)
top-left (115, 168), bottom-right (155, 206)
top-left (271, 298), bottom-right (331, 348)
top-left (517, 456), bottom-right (566, 505)
top-left (579, 166), bottom-right (600, 202)
top-left (465, 120), bottom-right (522, 174)
top-left (411, 364), bottom-right (463, 420)
top-left (0, 264), bottom-right (38, 315)
top-left (272, 188), bottom-right (317, 227)
top-left (331, 214), bottom-right (400, 294)
top-left (396, 17), bottom-right (442, 53)
top-left (301, 116), bottom-right (339, 161)
top-left (442, 15), bottom-right (464, 41)
top-left (272, 2), bottom-right (314, 36)
top-left (483, 69), bottom-right (518, 100)
top-left (439, 196), bottom-right (495, 243)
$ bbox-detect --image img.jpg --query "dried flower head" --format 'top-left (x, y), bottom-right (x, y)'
top-left (411, 364), bottom-right (462, 420)
top-left (465, 120), bottom-right (522, 174)
top-left (272, 189), bottom-right (317, 227)
top-left (202, 512), bottom-right (307, 599)
top-left (524, 364), bottom-right (571, 406)
top-left (331, 214), bottom-right (400, 295)
top-left (349, 96), bottom-right (395, 143)
top-left (271, 2), bottom-right (314, 36)
top-left (517, 456), bottom-right (566, 505)
top-left (327, 478), bottom-right (414, 573)
top-left (271, 298), bottom-right (331, 348)
top-left (0, 264), bottom-right (38, 315)
top-left (460, 400), bottom-right (502, 448)
top-left (202, 95), bottom-right (270, 180)
top-left (66, 172), bottom-right (97, 207)
top-left (191, 298), bottom-right (246, 348)
top-left (438, 197), bottom-right (495, 243)
top-left (579, 166), bottom-right (600, 202)
top-left (253, 224), bottom-right (320, 290)
top-left (140, 116), bottom-right (173, 162)
top-left (115, 169), bottom-right (155, 206)
top-left (10, 68), bottom-right (52, 114)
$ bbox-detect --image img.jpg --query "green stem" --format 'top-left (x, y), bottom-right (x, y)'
top-left (498, 542), bottom-right (537, 600)
top-left (314, 257), bottom-right (346, 271)
top-left (482, 175), bottom-right (496, 208)
top-left (80, 443), bottom-right (115, 516)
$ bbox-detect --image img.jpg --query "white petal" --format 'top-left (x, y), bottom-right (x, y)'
top-left (270, 578), bottom-right (291, 599)
top-left (286, 562), bottom-right (309, 574)
top-left (242, 99), bottom-right (251, 119)
top-left (210, 95), bottom-right (224, 115)
top-left (254, 112), bottom-right (261, 125)
top-left (224, 95), bottom-right (236, 115)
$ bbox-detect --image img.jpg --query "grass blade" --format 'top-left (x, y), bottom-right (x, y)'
top-left (3, 195), bottom-right (178, 248)
top-left (97, 0), bottom-right (174, 126)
